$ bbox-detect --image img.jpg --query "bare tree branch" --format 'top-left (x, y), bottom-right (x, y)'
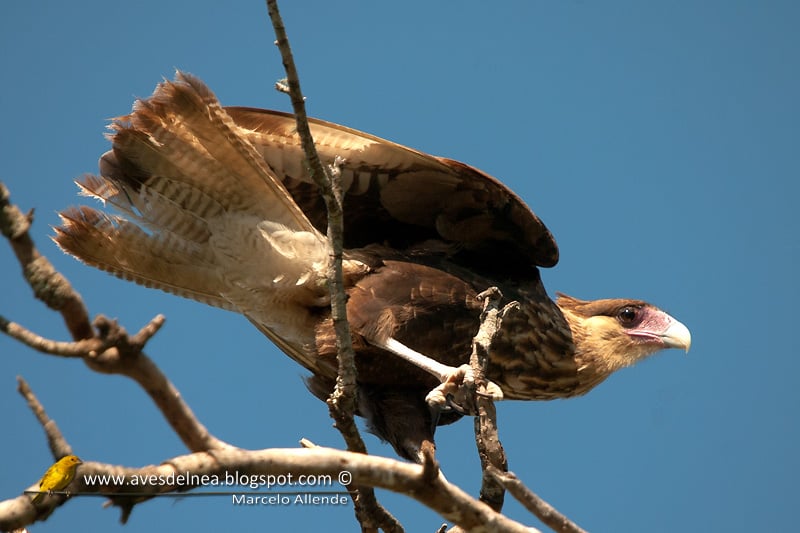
top-left (16, 377), bottom-right (73, 459)
top-left (0, 314), bottom-right (164, 359)
top-left (265, 0), bottom-right (361, 458)
top-left (0, 181), bottom-right (92, 341)
top-left (487, 467), bottom-right (588, 533)
top-left (0, 185), bottom-right (229, 454)
top-left (1, 316), bottom-right (106, 357)
top-left (265, 2), bottom-right (401, 531)
top-left (1, 2), bottom-right (595, 531)
top-left (446, 290), bottom-right (516, 533)
top-left (3, 441), bottom-right (540, 532)
top-left (470, 289), bottom-right (518, 512)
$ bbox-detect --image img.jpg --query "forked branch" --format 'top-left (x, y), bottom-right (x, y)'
top-left (0, 182), bottom-right (229, 455)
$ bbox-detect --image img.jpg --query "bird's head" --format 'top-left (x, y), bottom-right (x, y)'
top-left (61, 455), bottom-right (83, 467)
top-left (556, 293), bottom-right (691, 376)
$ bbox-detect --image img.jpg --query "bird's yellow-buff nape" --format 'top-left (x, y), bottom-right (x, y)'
top-left (30, 454), bottom-right (82, 504)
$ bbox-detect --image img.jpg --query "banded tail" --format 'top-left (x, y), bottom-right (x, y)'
top-left (55, 72), bottom-right (331, 347)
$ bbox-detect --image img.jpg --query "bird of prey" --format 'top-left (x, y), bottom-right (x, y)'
top-left (55, 72), bottom-right (691, 461)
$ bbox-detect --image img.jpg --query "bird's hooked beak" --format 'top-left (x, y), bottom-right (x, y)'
top-left (631, 315), bottom-right (692, 353)
top-left (659, 318), bottom-right (691, 352)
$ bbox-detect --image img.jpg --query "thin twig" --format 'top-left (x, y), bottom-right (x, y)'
top-left (299, 438), bottom-right (318, 449)
top-left (265, 0), bottom-right (361, 455)
top-left (0, 313), bottom-right (163, 358)
top-left (265, 2), bottom-right (400, 532)
top-left (16, 377), bottom-right (73, 459)
top-left (264, 2), bottom-right (331, 197)
top-left (420, 441), bottom-right (440, 485)
top-left (129, 314), bottom-right (166, 348)
top-left (1, 316), bottom-right (110, 357)
top-left (0, 181), bottom-right (92, 341)
top-left (486, 467), bottom-right (588, 533)
top-left (469, 289), bottom-right (517, 513)
top-left (1, 310), bottom-right (226, 453)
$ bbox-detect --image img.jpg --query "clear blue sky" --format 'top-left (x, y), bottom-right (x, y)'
top-left (1, 1), bottom-right (797, 532)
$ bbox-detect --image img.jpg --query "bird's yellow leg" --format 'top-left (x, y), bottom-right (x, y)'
top-left (374, 337), bottom-right (503, 414)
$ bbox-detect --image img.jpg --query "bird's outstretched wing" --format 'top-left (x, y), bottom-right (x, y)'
top-left (226, 106), bottom-right (559, 277)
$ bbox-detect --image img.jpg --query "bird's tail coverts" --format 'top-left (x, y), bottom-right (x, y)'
top-left (55, 71), bottom-right (331, 314)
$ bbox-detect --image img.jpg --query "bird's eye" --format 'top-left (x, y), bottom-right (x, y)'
top-left (617, 306), bottom-right (640, 326)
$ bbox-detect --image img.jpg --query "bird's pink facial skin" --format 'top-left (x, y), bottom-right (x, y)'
top-left (626, 308), bottom-right (692, 352)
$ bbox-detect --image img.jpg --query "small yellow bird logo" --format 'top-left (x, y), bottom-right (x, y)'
top-left (30, 455), bottom-right (83, 504)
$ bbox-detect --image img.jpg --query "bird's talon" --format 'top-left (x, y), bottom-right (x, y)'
top-left (425, 363), bottom-right (503, 418)
top-left (445, 394), bottom-right (468, 415)
top-left (425, 387), bottom-right (448, 411)
top-left (477, 381), bottom-right (504, 401)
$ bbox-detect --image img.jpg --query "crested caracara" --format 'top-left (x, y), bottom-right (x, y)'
top-left (55, 72), bottom-right (691, 461)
